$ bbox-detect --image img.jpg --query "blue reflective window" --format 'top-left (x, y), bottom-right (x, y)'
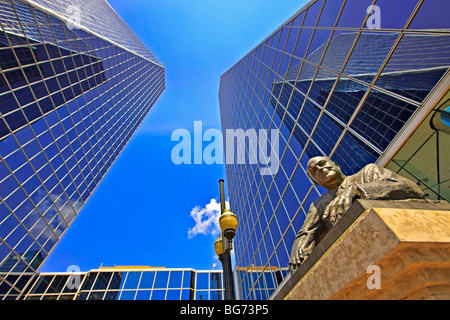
top-left (0, 175), bottom-right (19, 200)
top-left (374, 0), bottom-right (419, 29)
top-left (151, 290), bottom-right (166, 300)
top-left (409, 0), bottom-right (448, 29)
top-left (276, 239), bottom-right (290, 267)
top-left (166, 289), bottom-right (181, 300)
top-left (277, 26), bottom-right (290, 50)
top-left (139, 271), bottom-right (155, 289)
top-left (182, 271), bottom-right (192, 289)
top-left (306, 29), bottom-right (332, 59)
top-left (292, 11), bottom-right (305, 27)
top-left (268, 214), bottom-right (281, 245)
top-left (297, 99), bottom-right (320, 136)
top-left (318, 0), bottom-right (344, 27)
top-left (327, 77), bottom-right (368, 125)
top-left (312, 113), bottom-right (343, 156)
top-left (135, 290), bottom-right (151, 300)
top-left (5, 110), bottom-right (27, 132)
top-left (265, 272), bottom-right (277, 289)
top-left (51, 59), bottom-right (65, 75)
top-left (14, 86), bottom-right (34, 106)
top-left (274, 203), bottom-right (290, 235)
top-left (352, 90), bottom-right (418, 152)
top-left (0, 214), bottom-right (18, 239)
top-left (0, 136), bottom-right (19, 159)
top-left (0, 160), bottom-right (10, 182)
top-left (196, 273), bottom-right (209, 290)
top-left (168, 271), bottom-right (182, 289)
top-left (50, 92), bottom-right (64, 107)
top-left (344, 33), bottom-right (399, 84)
top-left (293, 28), bottom-right (313, 60)
top-left (332, 131), bottom-right (379, 176)
top-left (119, 290), bottom-right (136, 300)
top-left (153, 271), bottom-right (169, 289)
top-left (0, 92), bottom-right (19, 116)
top-left (336, 0), bottom-right (374, 28)
top-left (5, 187), bottom-right (27, 212)
top-left (284, 27), bottom-right (300, 56)
top-left (30, 83), bottom-right (48, 100)
top-left (181, 289), bottom-right (191, 300)
top-left (22, 104), bottom-right (42, 125)
top-left (375, 34), bottom-right (449, 103)
top-left (303, 0), bottom-right (324, 27)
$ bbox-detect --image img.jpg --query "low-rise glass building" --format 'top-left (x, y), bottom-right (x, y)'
top-left (19, 267), bottom-right (224, 300)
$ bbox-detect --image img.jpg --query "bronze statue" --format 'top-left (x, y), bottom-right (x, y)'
top-left (289, 156), bottom-right (426, 273)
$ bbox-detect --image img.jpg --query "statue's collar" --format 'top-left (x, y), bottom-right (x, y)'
top-left (329, 187), bottom-right (339, 197)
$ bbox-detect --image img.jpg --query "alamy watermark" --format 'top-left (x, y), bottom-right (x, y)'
top-left (366, 5), bottom-right (381, 29)
top-left (171, 121), bottom-right (280, 176)
top-left (66, 265), bottom-right (82, 290)
top-left (366, 265), bottom-right (381, 290)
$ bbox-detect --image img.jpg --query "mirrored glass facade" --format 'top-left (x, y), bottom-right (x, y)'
top-left (0, 0), bottom-right (164, 299)
top-left (17, 267), bottom-right (224, 300)
top-left (219, 0), bottom-right (450, 300)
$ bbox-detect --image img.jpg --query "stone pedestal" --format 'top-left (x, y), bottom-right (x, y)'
top-left (271, 200), bottom-right (450, 300)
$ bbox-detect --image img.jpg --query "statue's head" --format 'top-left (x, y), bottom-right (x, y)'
top-left (306, 156), bottom-right (346, 190)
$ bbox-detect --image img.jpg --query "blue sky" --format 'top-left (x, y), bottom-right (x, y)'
top-left (39, 0), bottom-right (307, 272)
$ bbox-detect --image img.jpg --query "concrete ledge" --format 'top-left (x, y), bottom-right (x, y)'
top-left (271, 200), bottom-right (450, 300)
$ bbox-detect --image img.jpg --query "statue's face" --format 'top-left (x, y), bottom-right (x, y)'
top-left (307, 157), bottom-right (345, 190)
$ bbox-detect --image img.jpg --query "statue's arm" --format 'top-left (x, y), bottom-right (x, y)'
top-left (352, 164), bottom-right (425, 200)
top-left (323, 164), bottom-right (425, 223)
top-left (289, 203), bottom-right (325, 272)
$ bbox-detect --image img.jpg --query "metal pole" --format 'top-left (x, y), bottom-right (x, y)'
top-left (222, 249), bottom-right (233, 300)
top-left (219, 179), bottom-right (226, 213)
top-left (225, 240), bottom-right (235, 300)
top-left (218, 179), bottom-right (235, 300)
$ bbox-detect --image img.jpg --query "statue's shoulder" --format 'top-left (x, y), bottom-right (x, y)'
top-left (361, 163), bottom-right (383, 171)
top-left (357, 163), bottom-right (387, 176)
top-left (344, 163), bottom-right (389, 185)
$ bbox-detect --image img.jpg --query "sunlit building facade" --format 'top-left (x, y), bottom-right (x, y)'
top-left (219, 0), bottom-right (450, 300)
top-left (0, 0), bottom-right (165, 299)
top-left (17, 267), bottom-right (223, 300)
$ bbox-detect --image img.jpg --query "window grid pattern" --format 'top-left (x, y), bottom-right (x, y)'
top-left (219, 0), bottom-right (450, 300)
top-left (21, 269), bottom-right (223, 300)
top-left (0, 0), bottom-right (164, 299)
top-left (26, 0), bottom-right (161, 65)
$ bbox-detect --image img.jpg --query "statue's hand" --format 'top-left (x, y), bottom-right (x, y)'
top-left (289, 246), bottom-right (309, 273)
top-left (323, 185), bottom-right (360, 223)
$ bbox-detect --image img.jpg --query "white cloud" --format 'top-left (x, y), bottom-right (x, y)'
top-left (26, 190), bottom-right (82, 240)
top-left (187, 198), bottom-right (230, 239)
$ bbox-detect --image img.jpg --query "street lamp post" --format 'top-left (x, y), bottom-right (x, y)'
top-left (215, 179), bottom-right (238, 300)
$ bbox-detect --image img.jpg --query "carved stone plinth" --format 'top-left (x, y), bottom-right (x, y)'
top-left (271, 200), bottom-right (450, 300)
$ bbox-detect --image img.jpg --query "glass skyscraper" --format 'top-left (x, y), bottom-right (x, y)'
top-left (0, 0), bottom-right (164, 299)
top-left (219, 0), bottom-right (449, 300)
